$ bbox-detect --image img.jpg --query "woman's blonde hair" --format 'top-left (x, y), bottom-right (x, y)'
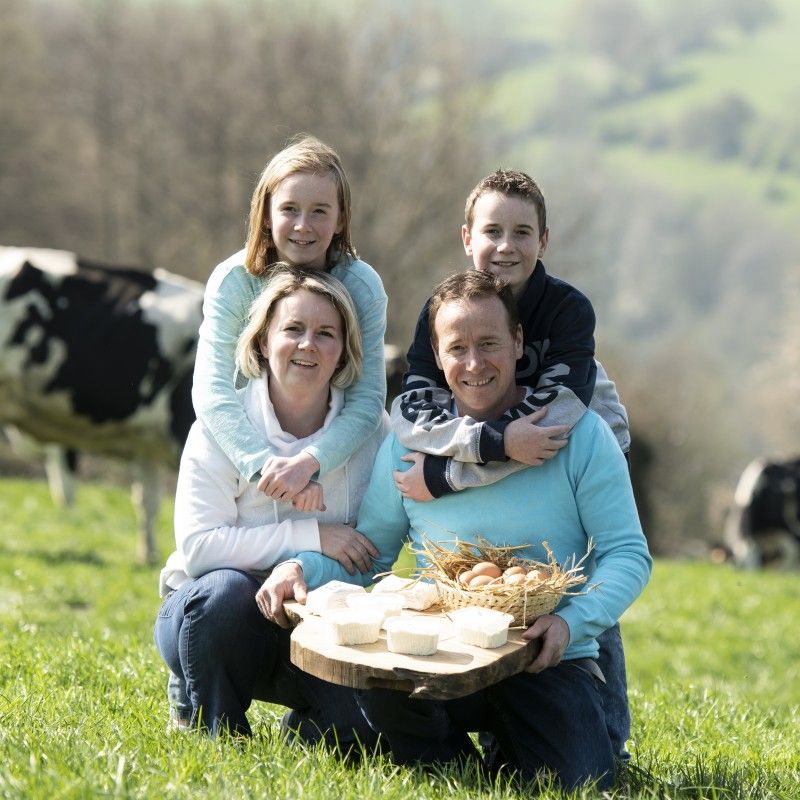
top-left (244, 134), bottom-right (356, 277)
top-left (236, 264), bottom-right (363, 389)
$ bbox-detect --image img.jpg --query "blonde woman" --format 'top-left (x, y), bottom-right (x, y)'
top-left (155, 265), bottom-right (387, 742)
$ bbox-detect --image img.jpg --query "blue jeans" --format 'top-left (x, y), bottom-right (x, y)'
top-left (596, 623), bottom-right (630, 759)
top-left (356, 660), bottom-right (614, 791)
top-left (154, 568), bottom-right (376, 748)
top-left (477, 623), bottom-right (630, 763)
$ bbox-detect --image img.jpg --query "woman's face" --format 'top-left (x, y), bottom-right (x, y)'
top-left (260, 288), bottom-right (345, 397)
top-left (268, 172), bottom-right (343, 270)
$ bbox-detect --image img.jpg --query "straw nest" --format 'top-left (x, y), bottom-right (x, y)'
top-left (415, 536), bottom-right (590, 627)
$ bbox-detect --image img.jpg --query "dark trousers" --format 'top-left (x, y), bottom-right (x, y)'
top-left (154, 568), bottom-right (375, 748)
top-left (596, 622), bottom-right (631, 757)
top-left (356, 660), bottom-right (614, 791)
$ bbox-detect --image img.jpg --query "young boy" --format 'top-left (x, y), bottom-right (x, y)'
top-left (390, 169), bottom-right (633, 758)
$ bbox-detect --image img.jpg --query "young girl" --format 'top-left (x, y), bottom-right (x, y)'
top-left (193, 135), bottom-right (387, 506)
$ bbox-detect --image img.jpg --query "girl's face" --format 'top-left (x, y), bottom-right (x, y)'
top-left (259, 288), bottom-right (345, 398)
top-left (268, 172), bottom-right (343, 270)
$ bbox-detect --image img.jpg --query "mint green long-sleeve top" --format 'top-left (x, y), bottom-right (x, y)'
top-left (192, 249), bottom-right (387, 481)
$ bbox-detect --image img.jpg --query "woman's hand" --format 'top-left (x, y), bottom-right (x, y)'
top-left (319, 523), bottom-right (379, 575)
top-left (522, 614), bottom-right (570, 672)
top-left (292, 480), bottom-right (326, 512)
top-left (393, 452), bottom-right (433, 502)
top-left (255, 562), bottom-right (307, 628)
top-left (257, 452), bottom-right (319, 500)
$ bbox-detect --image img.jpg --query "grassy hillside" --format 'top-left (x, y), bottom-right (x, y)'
top-left (452, 0), bottom-right (800, 226)
top-left (0, 477), bottom-right (798, 798)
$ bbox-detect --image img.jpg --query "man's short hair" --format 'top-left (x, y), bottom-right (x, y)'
top-left (428, 270), bottom-right (520, 350)
top-left (464, 169), bottom-right (546, 234)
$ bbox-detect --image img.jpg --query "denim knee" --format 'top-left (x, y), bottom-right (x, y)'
top-left (487, 664), bottom-right (614, 791)
top-left (184, 569), bottom-right (265, 650)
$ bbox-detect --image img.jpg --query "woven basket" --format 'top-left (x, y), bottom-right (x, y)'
top-left (435, 578), bottom-right (562, 627)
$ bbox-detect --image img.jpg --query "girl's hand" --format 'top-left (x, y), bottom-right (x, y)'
top-left (257, 452), bottom-right (320, 500)
top-left (319, 523), bottom-right (379, 575)
top-left (292, 481), bottom-right (326, 512)
top-left (393, 452), bottom-right (433, 502)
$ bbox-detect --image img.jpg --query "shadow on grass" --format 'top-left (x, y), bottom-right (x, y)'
top-left (0, 544), bottom-right (106, 567)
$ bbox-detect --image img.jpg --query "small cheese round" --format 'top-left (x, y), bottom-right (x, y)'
top-left (472, 562), bottom-right (502, 579)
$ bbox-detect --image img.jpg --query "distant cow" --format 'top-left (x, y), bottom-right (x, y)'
top-left (724, 457), bottom-right (800, 569)
top-left (0, 247), bottom-right (202, 563)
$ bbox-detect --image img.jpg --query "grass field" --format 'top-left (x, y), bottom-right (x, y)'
top-left (1, 477), bottom-right (798, 799)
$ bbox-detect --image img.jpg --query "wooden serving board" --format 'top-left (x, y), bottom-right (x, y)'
top-left (285, 601), bottom-right (539, 701)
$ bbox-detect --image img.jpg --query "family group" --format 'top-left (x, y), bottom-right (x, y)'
top-left (153, 134), bottom-right (652, 792)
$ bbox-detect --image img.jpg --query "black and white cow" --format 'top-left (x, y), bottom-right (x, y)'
top-left (1, 247), bottom-right (408, 565)
top-left (724, 457), bottom-right (800, 569)
top-left (0, 247), bottom-right (202, 563)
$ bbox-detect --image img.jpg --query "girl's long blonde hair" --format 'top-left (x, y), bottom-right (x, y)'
top-left (236, 264), bottom-right (363, 389)
top-left (244, 134), bottom-right (356, 277)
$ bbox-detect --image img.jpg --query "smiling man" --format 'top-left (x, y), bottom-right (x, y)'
top-left (274, 271), bottom-right (652, 790)
top-left (389, 170), bottom-right (634, 764)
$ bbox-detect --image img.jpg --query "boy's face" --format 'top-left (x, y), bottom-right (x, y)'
top-left (462, 192), bottom-right (549, 298)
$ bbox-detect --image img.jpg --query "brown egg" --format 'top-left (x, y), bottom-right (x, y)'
top-left (472, 562), bottom-right (502, 579)
top-left (503, 573), bottom-right (526, 586)
top-left (526, 568), bottom-right (549, 583)
top-left (458, 570), bottom-right (475, 586)
top-left (503, 566), bottom-right (526, 577)
top-left (468, 574), bottom-right (495, 588)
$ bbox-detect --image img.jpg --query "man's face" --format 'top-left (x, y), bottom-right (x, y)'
top-left (433, 295), bottom-right (523, 422)
top-left (462, 192), bottom-right (548, 298)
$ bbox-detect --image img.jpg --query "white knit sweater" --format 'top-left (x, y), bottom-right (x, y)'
top-left (159, 373), bottom-right (388, 596)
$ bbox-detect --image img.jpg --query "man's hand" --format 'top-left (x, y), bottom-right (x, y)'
top-left (504, 408), bottom-right (570, 465)
top-left (292, 480), bottom-right (326, 512)
top-left (393, 452), bottom-right (434, 502)
top-left (257, 452), bottom-right (319, 500)
top-left (255, 562), bottom-right (307, 628)
top-left (522, 614), bottom-right (570, 673)
top-left (319, 523), bottom-right (379, 575)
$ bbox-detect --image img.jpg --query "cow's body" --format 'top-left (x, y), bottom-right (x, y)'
top-left (0, 247), bottom-right (202, 562)
top-left (1, 247), bottom-right (408, 565)
top-left (724, 457), bottom-right (800, 569)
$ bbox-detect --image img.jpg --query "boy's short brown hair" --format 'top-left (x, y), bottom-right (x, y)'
top-left (464, 169), bottom-right (546, 233)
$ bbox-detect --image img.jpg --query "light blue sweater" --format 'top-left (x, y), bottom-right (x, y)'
top-left (192, 249), bottom-right (387, 481)
top-left (292, 411), bottom-right (652, 662)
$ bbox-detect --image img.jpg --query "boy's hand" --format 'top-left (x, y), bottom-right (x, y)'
top-left (257, 452), bottom-right (319, 500)
top-left (256, 562), bottom-right (307, 628)
top-left (394, 452), bottom-right (434, 502)
top-left (292, 480), bottom-right (326, 512)
top-left (319, 523), bottom-right (379, 575)
top-left (522, 614), bottom-right (570, 672)
top-left (504, 409), bottom-right (569, 465)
